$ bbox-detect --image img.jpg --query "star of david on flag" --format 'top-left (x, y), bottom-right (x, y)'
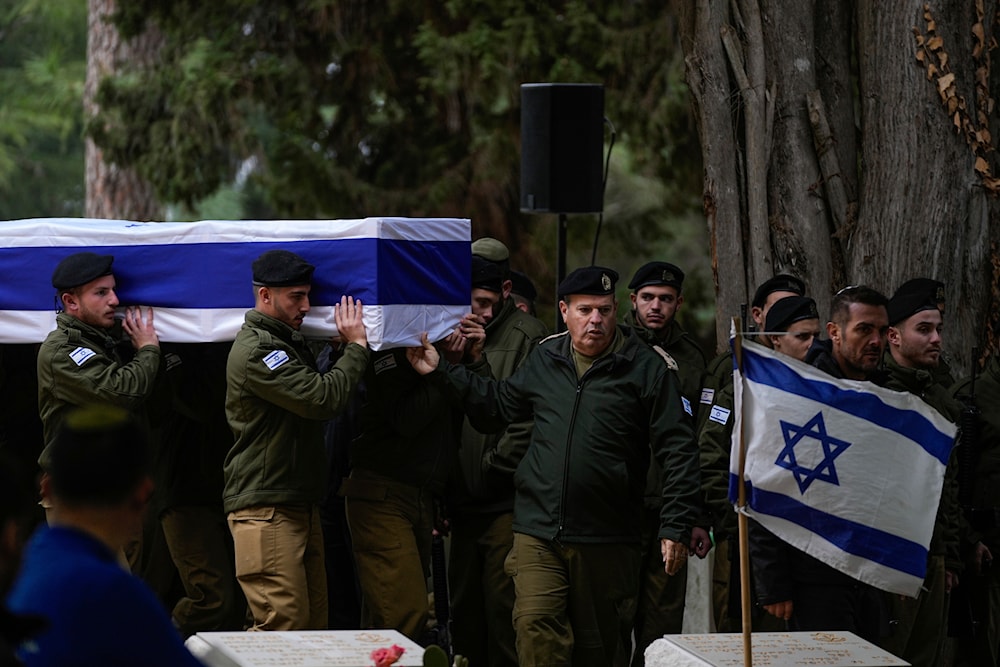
top-left (728, 339), bottom-right (957, 597)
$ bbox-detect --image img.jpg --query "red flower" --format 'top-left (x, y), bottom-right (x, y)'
top-left (370, 644), bottom-right (406, 667)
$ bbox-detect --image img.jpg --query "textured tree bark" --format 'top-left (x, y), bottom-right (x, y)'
top-left (84, 0), bottom-right (162, 220)
top-left (677, 0), bottom-right (1000, 369)
top-left (678, 0), bottom-right (747, 351)
top-left (855, 0), bottom-right (999, 370)
top-left (760, 0), bottom-right (835, 320)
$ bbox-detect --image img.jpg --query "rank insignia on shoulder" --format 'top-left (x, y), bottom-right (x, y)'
top-left (263, 349), bottom-right (290, 371)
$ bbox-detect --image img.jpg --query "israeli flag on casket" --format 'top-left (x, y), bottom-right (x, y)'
top-left (0, 217), bottom-right (470, 350)
top-left (728, 339), bottom-right (958, 598)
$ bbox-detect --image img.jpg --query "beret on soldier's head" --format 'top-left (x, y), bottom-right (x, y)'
top-left (471, 255), bottom-right (505, 293)
top-left (471, 237), bottom-right (510, 263)
top-left (252, 250), bottom-right (315, 287)
top-left (888, 278), bottom-right (943, 325)
top-left (752, 274), bottom-right (806, 308)
top-left (51, 252), bottom-right (114, 290)
top-left (471, 237), bottom-right (510, 279)
top-left (510, 270), bottom-right (537, 301)
top-left (627, 261), bottom-right (685, 292)
top-left (765, 296), bottom-right (819, 332)
top-left (558, 265), bottom-right (619, 299)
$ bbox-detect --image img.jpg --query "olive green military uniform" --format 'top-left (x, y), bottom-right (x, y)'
top-left (342, 346), bottom-right (461, 642)
top-left (225, 309), bottom-right (369, 631)
top-left (879, 352), bottom-right (962, 666)
top-left (150, 343), bottom-right (246, 636)
top-left (438, 325), bottom-right (700, 666)
top-left (37, 313), bottom-right (161, 455)
top-left (623, 311), bottom-right (706, 665)
top-left (450, 297), bottom-right (547, 667)
top-left (952, 356), bottom-right (1000, 666)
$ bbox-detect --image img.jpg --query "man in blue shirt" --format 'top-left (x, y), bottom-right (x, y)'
top-left (6, 405), bottom-right (204, 667)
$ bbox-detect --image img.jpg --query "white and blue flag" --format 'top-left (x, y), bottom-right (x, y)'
top-left (0, 217), bottom-right (470, 350)
top-left (728, 339), bottom-right (957, 597)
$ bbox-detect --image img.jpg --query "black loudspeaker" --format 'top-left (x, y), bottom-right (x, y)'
top-left (520, 83), bottom-right (605, 214)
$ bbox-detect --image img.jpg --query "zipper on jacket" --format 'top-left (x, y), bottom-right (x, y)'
top-left (556, 381), bottom-right (584, 542)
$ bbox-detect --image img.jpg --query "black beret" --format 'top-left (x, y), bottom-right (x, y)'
top-left (51, 252), bottom-right (114, 290)
top-left (765, 296), bottom-right (819, 332)
top-left (510, 270), bottom-right (537, 301)
top-left (558, 265), bottom-right (618, 299)
top-left (627, 261), bottom-right (685, 292)
top-left (752, 274), bottom-right (806, 308)
top-left (888, 278), bottom-right (943, 326)
top-left (252, 250), bottom-right (315, 287)
top-left (471, 255), bottom-right (505, 293)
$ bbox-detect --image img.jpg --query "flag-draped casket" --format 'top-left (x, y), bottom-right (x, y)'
top-left (0, 217), bottom-right (471, 350)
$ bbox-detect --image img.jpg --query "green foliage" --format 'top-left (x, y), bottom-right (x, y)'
top-left (92, 1), bottom-right (713, 340)
top-left (0, 0), bottom-right (87, 218)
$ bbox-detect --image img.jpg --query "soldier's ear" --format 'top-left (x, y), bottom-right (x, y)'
top-left (826, 320), bottom-right (839, 343)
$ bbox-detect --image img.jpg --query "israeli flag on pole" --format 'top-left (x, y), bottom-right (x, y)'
top-left (728, 339), bottom-right (957, 597)
top-left (0, 217), bottom-right (470, 350)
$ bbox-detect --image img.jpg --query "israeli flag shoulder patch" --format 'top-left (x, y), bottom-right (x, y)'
top-left (681, 396), bottom-right (693, 416)
top-left (69, 346), bottom-right (96, 367)
top-left (263, 349), bottom-right (290, 371)
top-left (709, 405), bottom-right (731, 425)
top-left (700, 387), bottom-right (715, 404)
top-left (374, 354), bottom-right (397, 375)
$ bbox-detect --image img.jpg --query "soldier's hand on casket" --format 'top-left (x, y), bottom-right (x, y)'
top-left (407, 332), bottom-right (440, 375)
top-left (122, 306), bottom-right (159, 350)
top-left (334, 295), bottom-right (367, 347)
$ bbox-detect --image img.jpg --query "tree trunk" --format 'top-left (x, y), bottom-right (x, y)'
top-left (679, 0), bottom-right (1000, 370)
top-left (84, 0), bottom-right (162, 220)
top-left (854, 0), bottom-right (1000, 370)
top-left (760, 0), bottom-right (835, 319)
top-left (679, 0), bottom-right (747, 350)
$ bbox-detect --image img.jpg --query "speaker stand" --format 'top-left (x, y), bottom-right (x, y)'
top-left (555, 213), bottom-right (568, 332)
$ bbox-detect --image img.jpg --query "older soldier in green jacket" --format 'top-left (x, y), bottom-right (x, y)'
top-left (408, 266), bottom-right (700, 667)
top-left (879, 281), bottom-right (963, 667)
top-left (448, 240), bottom-right (547, 667)
top-left (225, 249), bottom-right (369, 631)
top-left (623, 261), bottom-right (708, 666)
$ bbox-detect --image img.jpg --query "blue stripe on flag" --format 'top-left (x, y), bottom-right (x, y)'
top-left (741, 345), bottom-right (954, 466)
top-left (0, 239), bottom-right (469, 310)
top-left (741, 476), bottom-right (929, 579)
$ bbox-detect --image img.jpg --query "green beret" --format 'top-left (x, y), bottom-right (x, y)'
top-left (471, 255), bottom-right (504, 293)
top-left (752, 274), bottom-right (805, 308)
top-left (765, 296), bottom-right (819, 332)
top-left (252, 250), bottom-right (315, 287)
top-left (558, 266), bottom-right (618, 299)
top-left (471, 237), bottom-right (510, 263)
top-left (888, 278), bottom-right (943, 325)
top-left (510, 270), bottom-right (537, 301)
top-left (51, 252), bottom-right (114, 290)
top-left (628, 261), bottom-right (684, 292)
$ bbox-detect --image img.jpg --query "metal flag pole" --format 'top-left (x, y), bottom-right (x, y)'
top-left (732, 316), bottom-right (753, 667)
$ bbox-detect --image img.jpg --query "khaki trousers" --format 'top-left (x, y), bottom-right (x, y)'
top-left (228, 504), bottom-right (327, 631)
top-left (505, 532), bottom-right (640, 667)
